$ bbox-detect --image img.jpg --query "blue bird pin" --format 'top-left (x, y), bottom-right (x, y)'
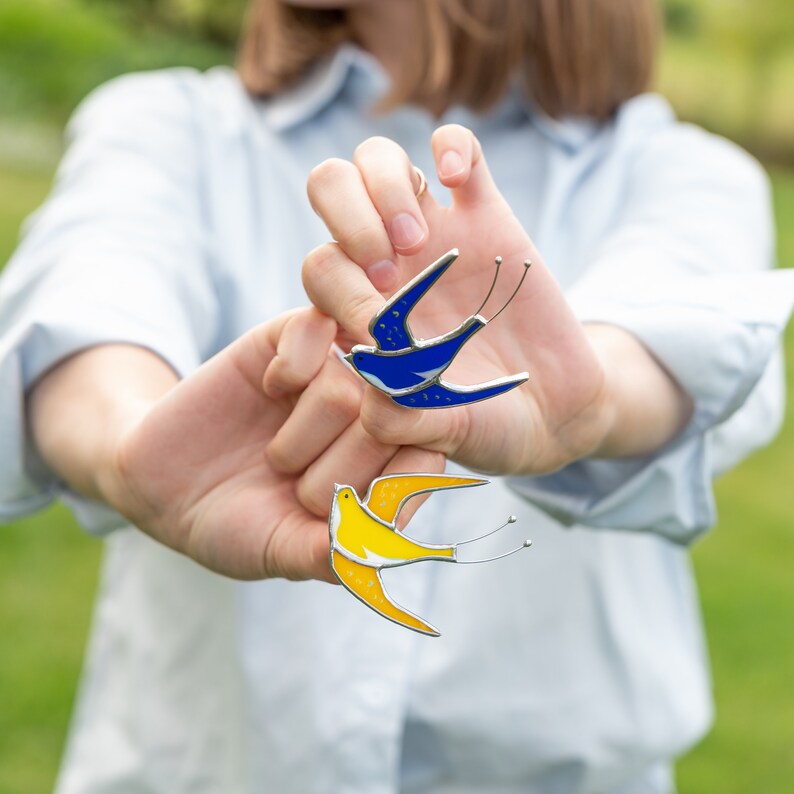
top-left (344, 249), bottom-right (531, 409)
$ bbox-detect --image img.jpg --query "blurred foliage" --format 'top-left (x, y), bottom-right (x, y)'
top-left (691, 0), bottom-right (794, 142)
top-left (87, 0), bottom-right (247, 44)
top-left (657, 0), bottom-right (794, 161)
top-left (0, 0), bottom-right (236, 124)
top-left (698, 0), bottom-right (794, 57)
top-left (663, 0), bottom-right (702, 36)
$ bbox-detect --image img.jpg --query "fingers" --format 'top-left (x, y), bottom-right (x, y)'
top-left (352, 137), bottom-right (430, 256)
top-left (295, 419), bottom-right (447, 523)
top-left (262, 307), bottom-right (337, 399)
top-left (430, 124), bottom-right (503, 209)
top-left (361, 389), bottom-right (470, 458)
top-left (307, 139), bottom-right (436, 292)
top-left (308, 129), bottom-right (505, 288)
top-left (307, 157), bottom-right (398, 290)
top-left (297, 420), bottom-right (399, 517)
top-left (261, 508), bottom-right (337, 583)
top-left (303, 242), bottom-right (383, 343)
top-left (266, 353), bottom-right (362, 474)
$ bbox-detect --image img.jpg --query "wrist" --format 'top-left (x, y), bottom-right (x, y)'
top-left (93, 399), bottom-right (160, 523)
top-left (583, 323), bottom-right (693, 459)
top-left (27, 345), bottom-right (179, 518)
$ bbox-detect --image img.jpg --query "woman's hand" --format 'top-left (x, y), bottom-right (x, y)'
top-left (303, 125), bottom-right (608, 475)
top-left (28, 309), bottom-right (442, 581)
top-left (302, 125), bottom-right (692, 475)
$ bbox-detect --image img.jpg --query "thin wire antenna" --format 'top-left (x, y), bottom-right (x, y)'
top-left (455, 539), bottom-right (533, 565)
top-left (473, 256), bottom-right (503, 317)
top-left (453, 514), bottom-right (532, 564)
top-left (485, 259), bottom-right (532, 324)
top-left (455, 514), bottom-right (517, 545)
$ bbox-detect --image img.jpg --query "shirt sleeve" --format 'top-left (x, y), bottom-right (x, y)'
top-left (0, 69), bottom-right (221, 534)
top-left (508, 121), bottom-right (794, 543)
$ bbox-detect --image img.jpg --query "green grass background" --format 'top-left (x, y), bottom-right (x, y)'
top-left (1, 1), bottom-right (793, 791)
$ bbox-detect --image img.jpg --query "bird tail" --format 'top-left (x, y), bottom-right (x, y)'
top-left (391, 373), bottom-right (528, 408)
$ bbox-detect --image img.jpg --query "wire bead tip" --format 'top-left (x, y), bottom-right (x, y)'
top-left (485, 258), bottom-right (532, 323)
top-left (475, 255), bottom-right (504, 316)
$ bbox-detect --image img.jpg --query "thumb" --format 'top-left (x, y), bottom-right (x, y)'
top-left (431, 124), bottom-right (505, 209)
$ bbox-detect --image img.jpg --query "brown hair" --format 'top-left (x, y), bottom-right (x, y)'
top-left (237, 0), bottom-right (660, 119)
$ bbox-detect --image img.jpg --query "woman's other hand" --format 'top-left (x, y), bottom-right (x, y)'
top-left (27, 309), bottom-right (442, 581)
top-left (303, 125), bottom-right (692, 475)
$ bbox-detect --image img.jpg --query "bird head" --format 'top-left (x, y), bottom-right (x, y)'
top-left (344, 347), bottom-right (394, 391)
top-left (330, 485), bottom-right (359, 539)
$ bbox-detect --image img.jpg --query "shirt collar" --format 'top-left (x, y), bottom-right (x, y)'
top-left (258, 42), bottom-right (607, 154)
top-left (259, 43), bottom-right (388, 132)
top-left (528, 111), bottom-right (603, 153)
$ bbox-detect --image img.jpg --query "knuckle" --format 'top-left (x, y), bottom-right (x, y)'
top-left (308, 157), bottom-right (350, 187)
top-left (266, 436), bottom-right (301, 475)
top-left (310, 307), bottom-right (338, 337)
top-left (302, 242), bottom-right (340, 283)
top-left (422, 449), bottom-right (447, 473)
top-left (361, 398), bottom-right (405, 444)
top-left (263, 356), bottom-right (287, 388)
top-left (343, 223), bottom-right (384, 257)
top-left (444, 404), bottom-right (470, 452)
top-left (320, 375), bottom-right (361, 422)
top-left (307, 158), bottom-right (353, 202)
top-left (296, 475), bottom-right (328, 518)
top-left (358, 424), bottom-right (395, 460)
top-left (268, 357), bottom-right (303, 392)
top-left (344, 290), bottom-right (381, 340)
top-left (353, 136), bottom-right (393, 164)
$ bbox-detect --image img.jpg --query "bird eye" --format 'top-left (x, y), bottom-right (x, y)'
top-left (344, 494), bottom-right (349, 499)
top-left (356, 355), bottom-right (363, 361)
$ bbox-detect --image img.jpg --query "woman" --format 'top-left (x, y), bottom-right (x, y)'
top-left (1, 1), bottom-right (792, 791)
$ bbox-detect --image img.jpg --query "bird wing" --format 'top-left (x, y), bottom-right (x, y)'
top-left (390, 372), bottom-right (529, 409)
top-left (368, 249), bottom-right (459, 350)
top-left (364, 473), bottom-right (487, 525)
top-left (331, 551), bottom-right (441, 636)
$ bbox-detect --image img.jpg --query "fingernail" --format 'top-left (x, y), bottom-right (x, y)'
top-left (439, 150), bottom-right (465, 179)
top-left (389, 213), bottom-right (425, 250)
top-left (366, 259), bottom-right (399, 290)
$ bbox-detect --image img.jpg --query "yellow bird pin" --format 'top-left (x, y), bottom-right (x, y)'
top-left (329, 473), bottom-right (532, 637)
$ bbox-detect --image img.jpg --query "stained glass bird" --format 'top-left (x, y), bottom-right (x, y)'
top-left (344, 248), bottom-right (531, 408)
top-left (329, 473), bottom-right (531, 636)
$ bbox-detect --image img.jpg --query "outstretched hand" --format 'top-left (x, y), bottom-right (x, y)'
top-left (300, 125), bottom-right (612, 475)
top-left (30, 310), bottom-right (443, 582)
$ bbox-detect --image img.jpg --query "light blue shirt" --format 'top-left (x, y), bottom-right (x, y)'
top-left (1, 45), bottom-right (793, 794)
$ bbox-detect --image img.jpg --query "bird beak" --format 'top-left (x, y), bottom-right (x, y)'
top-left (343, 352), bottom-right (353, 366)
top-left (333, 484), bottom-right (340, 495)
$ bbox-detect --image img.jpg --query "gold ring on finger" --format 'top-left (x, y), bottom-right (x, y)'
top-left (413, 166), bottom-right (428, 202)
